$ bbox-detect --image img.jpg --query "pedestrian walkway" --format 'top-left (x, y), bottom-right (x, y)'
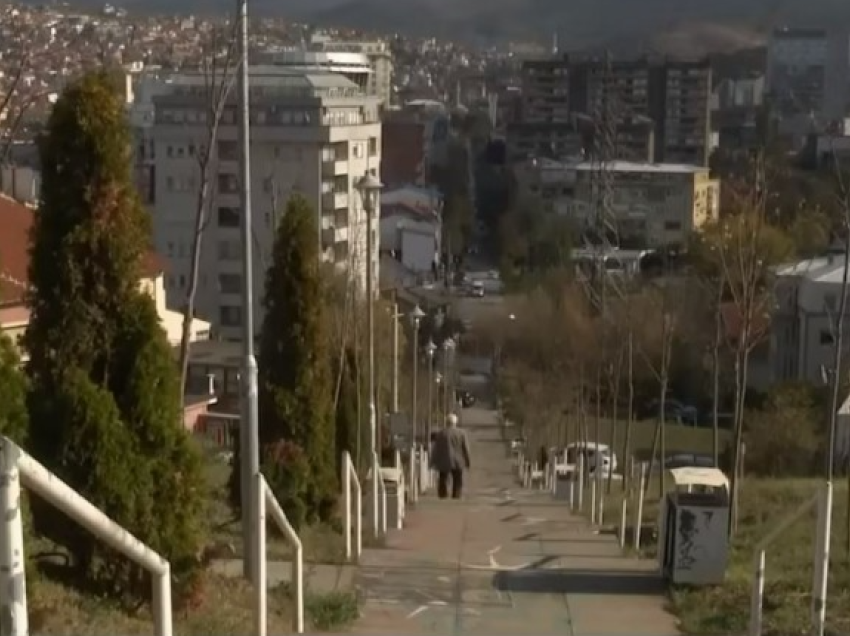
top-left (345, 402), bottom-right (681, 636)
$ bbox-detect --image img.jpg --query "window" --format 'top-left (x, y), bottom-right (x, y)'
top-left (218, 174), bottom-right (238, 194)
top-left (218, 273), bottom-right (242, 294)
top-left (220, 305), bottom-right (243, 327)
top-left (218, 240), bottom-right (241, 261)
top-left (167, 241), bottom-right (175, 257)
top-left (218, 140), bottom-right (238, 161)
top-left (821, 330), bottom-right (835, 345)
top-left (218, 206), bottom-right (240, 228)
top-left (368, 137), bottom-right (378, 156)
top-left (664, 220), bottom-right (682, 231)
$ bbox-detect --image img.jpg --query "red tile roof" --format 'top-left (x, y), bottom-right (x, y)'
top-left (0, 195), bottom-right (163, 306)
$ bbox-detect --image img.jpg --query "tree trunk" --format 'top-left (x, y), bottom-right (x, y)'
top-left (711, 280), bottom-right (722, 467)
top-left (728, 344), bottom-right (750, 537)
top-left (178, 175), bottom-right (211, 405)
top-left (623, 330), bottom-right (635, 493)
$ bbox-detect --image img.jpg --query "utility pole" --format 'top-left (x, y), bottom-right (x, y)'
top-left (237, 0), bottom-right (260, 583)
top-left (391, 301), bottom-right (400, 413)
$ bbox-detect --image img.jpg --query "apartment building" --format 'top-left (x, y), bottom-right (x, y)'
top-left (510, 55), bottom-right (712, 166)
top-left (569, 161), bottom-right (719, 247)
top-left (767, 27), bottom-right (850, 131)
top-left (310, 34), bottom-right (393, 107)
top-left (143, 67), bottom-right (382, 341)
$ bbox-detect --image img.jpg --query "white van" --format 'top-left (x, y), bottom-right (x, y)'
top-left (564, 441), bottom-right (618, 476)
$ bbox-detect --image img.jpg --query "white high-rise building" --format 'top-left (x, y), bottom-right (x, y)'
top-left (310, 34), bottom-right (394, 107)
top-left (143, 66), bottom-right (382, 341)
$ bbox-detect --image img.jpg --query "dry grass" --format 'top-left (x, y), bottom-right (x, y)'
top-left (585, 477), bottom-right (850, 635)
top-left (203, 445), bottom-right (347, 563)
top-left (672, 479), bottom-right (850, 636)
top-left (30, 573), bottom-right (301, 635)
top-left (22, 442), bottom-right (359, 635)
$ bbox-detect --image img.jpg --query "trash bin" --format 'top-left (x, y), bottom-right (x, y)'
top-left (658, 466), bottom-right (730, 585)
top-left (553, 464), bottom-right (574, 500)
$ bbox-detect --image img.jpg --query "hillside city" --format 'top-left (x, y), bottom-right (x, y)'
top-left (1, 2), bottom-right (850, 635)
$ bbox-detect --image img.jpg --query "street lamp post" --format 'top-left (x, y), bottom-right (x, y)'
top-left (425, 340), bottom-right (437, 443)
top-left (356, 172), bottom-right (383, 537)
top-left (442, 338), bottom-right (455, 417)
top-left (236, 0), bottom-right (260, 582)
top-left (409, 305), bottom-right (425, 445)
top-left (434, 372), bottom-right (443, 422)
top-left (391, 302), bottom-right (401, 413)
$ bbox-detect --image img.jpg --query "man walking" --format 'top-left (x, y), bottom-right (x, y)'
top-left (431, 413), bottom-right (472, 499)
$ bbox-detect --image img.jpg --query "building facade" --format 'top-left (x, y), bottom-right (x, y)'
top-left (767, 27), bottom-right (850, 130)
top-left (311, 35), bottom-right (394, 107)
top-left (510, 55), bottom-right (712, 166)
top-left (144, 67), bottom-right (382, 341)
top-left (771, 254), bottom-right (850, 385)
top-left (569, 161), bottom-right (719, 247)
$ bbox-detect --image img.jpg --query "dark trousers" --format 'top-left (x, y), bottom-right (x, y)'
top-left (437, 469), bottom-right (464, 499)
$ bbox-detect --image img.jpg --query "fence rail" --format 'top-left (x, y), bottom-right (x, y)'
top-left (341, 451), bottom-right (362, 561)
top-left (749, 481), bottom-right (832, 636)
top-left (254, 473), bottom-right (304, 635)
top-left (0, 437), bottom-right (173, 636)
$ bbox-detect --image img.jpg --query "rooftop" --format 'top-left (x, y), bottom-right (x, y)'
top-left (0, 194), bottom-right (164, 306)
top-left (573, 161), bottom-right (707, 174)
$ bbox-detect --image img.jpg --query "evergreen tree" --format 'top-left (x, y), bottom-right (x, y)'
top-left (246, 193), bottom-right (336, 528)
top-left (24, 71), bottom-right (205, 593)
top-left (334, 346), bottom-right (360, 475)
top-left (0, 333), bottom-right (27, 442)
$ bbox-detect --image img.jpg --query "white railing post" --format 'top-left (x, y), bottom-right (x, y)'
top-left (577, 454), bottom-right (585, 511)
top-left (812, 481), bottom-right (833, 636)
top-left (0, 441), bottom-right (27, 636)
top-left (749, 550), bottom-right (766, 636)
top-left (748, 491), bottom-right (820, 636)
top-left (254, 474), bottom-right (267, 636)
top-left (261, 476), bottom-right (304, 634)
top-left (374, 452), bottom-right (387, 535)
top-left (370, 451), bottom-right (379, 538)
top-left (408, 445), bottom-right (418, 504)
top-left (634, 462), bottom-right (646, 551)
top-left (341, 452), bottom-right (362, 561)
top-left (342, 452), bottom-right (351, 559)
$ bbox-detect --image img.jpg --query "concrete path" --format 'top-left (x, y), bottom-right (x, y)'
top-left (345, 398), bottom-right (681, 636)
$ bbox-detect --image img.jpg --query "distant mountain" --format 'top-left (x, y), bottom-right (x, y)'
top-left (26, 0), bottom-right (850, 50)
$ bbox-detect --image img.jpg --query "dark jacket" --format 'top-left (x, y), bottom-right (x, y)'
top-left (431, 426), bottom-right (472, 472)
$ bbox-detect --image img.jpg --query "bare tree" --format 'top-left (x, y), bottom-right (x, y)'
top-left (177, 20), bottom-right (239, 404)
top-left (826, 148), bottom-right (850, 554)
top-left (697, 160), bottom-right (794, 534)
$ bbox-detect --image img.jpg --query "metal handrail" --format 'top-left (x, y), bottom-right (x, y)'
top-left (3, 438), bottom-right (173, 636)
top-left (374, 452), bottom-right (388, 535)
top-left (407, 444), bottom-right (418, 503)
top-left (341, 451), bottom-right (362, 561)
top-left (749, 481), bottom-right (832, 636)
top-left (254, 474), bottom-right (304, 635)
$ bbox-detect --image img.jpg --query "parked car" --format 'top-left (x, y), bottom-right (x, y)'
top-left (469, 281), bottom-right (484, 297)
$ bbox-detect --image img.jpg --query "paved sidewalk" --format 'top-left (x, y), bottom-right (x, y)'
top-left (346, 398), bottom-right (681, 635)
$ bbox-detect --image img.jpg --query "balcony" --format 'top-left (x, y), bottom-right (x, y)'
top-left (322, 190), bottom-right (349, 210)
top-left (322, 158), bottom-right (348, 177)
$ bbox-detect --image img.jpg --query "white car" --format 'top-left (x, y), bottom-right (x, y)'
top-left (563, 441), bottom-right (618, 475)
